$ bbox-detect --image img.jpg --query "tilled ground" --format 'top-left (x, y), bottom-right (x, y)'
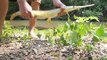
top-left (0, 38), bottom-right (107, 60)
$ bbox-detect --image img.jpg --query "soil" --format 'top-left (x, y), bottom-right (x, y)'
top-left (0, 37), bottom-right (107, 60)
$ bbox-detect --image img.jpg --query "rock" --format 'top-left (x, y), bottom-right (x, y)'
top-left (33, 48), bottom-right (38, 55)
top-left (23, 50), bottom-right (29, 56)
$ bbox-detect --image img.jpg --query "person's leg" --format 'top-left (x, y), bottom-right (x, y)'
top-left (31, 0), bottom-right (41, 10)
top-left (0, 0), bottom-right (8, 35)
top-left (29, 0), bottom-right (41, 37)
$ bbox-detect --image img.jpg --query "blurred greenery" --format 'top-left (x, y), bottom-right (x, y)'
top-left (7, 1), bottom-right (19, 20)
top-left (7, 0), bottom-right (107, 21)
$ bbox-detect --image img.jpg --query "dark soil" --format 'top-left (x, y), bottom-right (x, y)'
top-left (0, 37), bottom-right (107, 60)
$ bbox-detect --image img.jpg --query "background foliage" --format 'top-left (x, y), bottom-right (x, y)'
top-left (7, 0), bottom-right (107, 21)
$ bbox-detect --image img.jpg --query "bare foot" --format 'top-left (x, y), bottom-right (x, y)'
top-left (29, 32), bottom-right (39, 40)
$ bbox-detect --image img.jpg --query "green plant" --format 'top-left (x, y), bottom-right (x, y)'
top-left (2, 19), bottom-right (107, 52)
top-left (66, 56), bottom-right (73, 60)
top-left (85, 44), bottom-right (95, 51)
top-left (46, 16), bottom-right (107, 51)
top-left (92, 25), bottom-right (105, 44)
top-left (2, 22), bottom-right (14, 38)
top-left (101, 57), bottom-right (107, 60)
top-left (74, 15), bottom-right (99, 23)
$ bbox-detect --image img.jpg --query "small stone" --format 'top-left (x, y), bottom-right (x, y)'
top-left (47, 43), bottom-right (51, 46)
top-left (61, 48), bottom-right (68, 53)
top-left (33, 48), bottom-right (38, 55)
top-left (38, 45), bottom-right (41, 48)
top-left (9, 47), bottom-right (14, 50)
top-left (21, 50), bottom-right (28, 56)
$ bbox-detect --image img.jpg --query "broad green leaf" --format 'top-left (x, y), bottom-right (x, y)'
top-left (64, 22), bottom-right (70, 29)
top-left (60, 36), bottom-right (67, 46)
top-left (101, 57), bottom-right (107, 60)
top-left (67, 56), bottom-right (73, 60)
top-left (85, 44), bottom-right (95, 51)
top-left (77, 24), bottom-right (88, 36)
top-left (48, 36), bottom-right (55, 46)
top-left (63, 30), bottom-right (72, 40)
top-left (76, 39), bottom-right (84, 47)
top-left (67, 13), bottom-right (72, 22)
top-left (69, 31), bottom-right (81, 47)
top-left (89, 16), bottom-right (99, 22)
top-left (71, 32), bottom-right (80, 41)
top-left (96, 25), bottom-right (105, 37)
top-left (93, 34), bottom-right (100, 42)
top-left (70, 22), bottom-right (77, 30)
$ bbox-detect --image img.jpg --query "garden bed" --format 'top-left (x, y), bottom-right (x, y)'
top-left (0, 21), bottom-right (107, 60)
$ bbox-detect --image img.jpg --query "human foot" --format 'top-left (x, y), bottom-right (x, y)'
top-left (29, 32), bottom-right (39, 39)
